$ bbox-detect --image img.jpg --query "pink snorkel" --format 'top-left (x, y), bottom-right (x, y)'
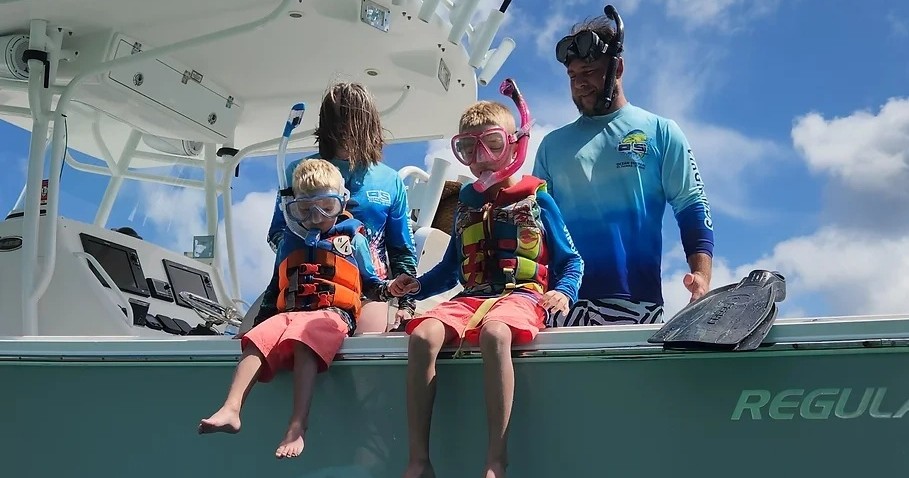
top-left (472, 78), bottom-right (533, 192)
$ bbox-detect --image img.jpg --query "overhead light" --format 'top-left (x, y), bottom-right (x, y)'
top-left (361, 0), bottom-right (390, 32)
top-left (142, 135), bottom-right (203, 157)
top-left (0, 34), bottom-right (30, 80)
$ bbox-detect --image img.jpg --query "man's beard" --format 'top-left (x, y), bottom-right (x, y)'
top-left (573, 94), bottom-right (609, 116)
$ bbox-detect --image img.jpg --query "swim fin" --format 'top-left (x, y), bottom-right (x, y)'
top-left (648, 270), bottom-right (786, 352)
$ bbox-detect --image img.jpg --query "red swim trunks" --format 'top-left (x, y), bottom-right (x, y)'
top-left (240, 310), bottom-right (350, 381)
top-left (405, 291), bottom-right (545, 345)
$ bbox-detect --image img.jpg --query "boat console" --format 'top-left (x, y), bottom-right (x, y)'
top-left (0, 214), bottom-right (235, 336)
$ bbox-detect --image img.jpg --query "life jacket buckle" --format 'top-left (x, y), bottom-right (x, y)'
top-left (502, 267), bottom-right (517, 290)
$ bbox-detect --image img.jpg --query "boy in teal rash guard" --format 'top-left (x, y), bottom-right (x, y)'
top-left (259, 82), bottom-right (417, 330)
top-left (535, 14), bottom-right (715, 326)
top-left (388, 81), bottom-right (584, 478)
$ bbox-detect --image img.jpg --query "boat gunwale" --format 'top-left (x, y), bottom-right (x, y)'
top-left (2, 314), bottom-right (909, 364)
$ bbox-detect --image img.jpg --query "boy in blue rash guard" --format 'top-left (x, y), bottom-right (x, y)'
top-left (261, 82), bottom-right (417, 332)
top-left (388, 94), bottom-right (583, 478)
top-left (534, 15), bottom-right (715, 326)
top-left (200, 159), bottom-right (392, 459)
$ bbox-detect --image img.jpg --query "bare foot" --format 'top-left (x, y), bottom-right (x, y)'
top-left (198, 406), bottom-right (241, 434)
top-left (403, 460), bottom-right (436, 478)
top-left (483, 461), bottom-right (506, 478)
top-left (275, 423), bottom-right (306, 459)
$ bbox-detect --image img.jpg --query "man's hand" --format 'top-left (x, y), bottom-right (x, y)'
top-left (539, 290), bottom-right (570, 315)
top-left (389, 274), bottom-right (420, 297)
top-left (683, 271), bottom-right (710, 303)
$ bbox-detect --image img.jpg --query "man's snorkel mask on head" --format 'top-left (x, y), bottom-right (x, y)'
top-left (451, 78), bottom-right (534, 193)
top-left (555, 4), bottom-right (625, 112)
top-left (275, 102), bottom-right (349, 246)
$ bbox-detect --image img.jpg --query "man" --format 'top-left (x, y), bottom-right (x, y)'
top-left (533, 14), bottom-right (715, 326)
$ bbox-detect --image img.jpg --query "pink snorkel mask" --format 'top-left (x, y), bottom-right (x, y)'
top-left (450, 78), bottom-right (534, 193)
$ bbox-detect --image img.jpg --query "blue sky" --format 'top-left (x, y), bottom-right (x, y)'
top-left (2, 0), bottom-right (908, 319)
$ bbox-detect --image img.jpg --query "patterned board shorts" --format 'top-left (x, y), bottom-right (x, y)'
top-left (549, 298), bottom-right (664, 327)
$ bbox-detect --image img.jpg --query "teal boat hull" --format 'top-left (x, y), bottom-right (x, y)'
top-left (3, 323), bottom-right (909, 477)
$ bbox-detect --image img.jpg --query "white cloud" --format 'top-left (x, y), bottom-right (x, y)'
top-left (138, 181), bottom-right (206, 252)
top-left (741, 227), bottom-right (909, 317)
top-left (887, 12), bottom-right (908, 38)
top-left (533, 12), bottom-right (573, 58)
top-left (758, 97), bottom-right (909, 316)
top-left (662, 0), bottom-right (781, 32)
top-left (791, 97), bottom-right (909, 197)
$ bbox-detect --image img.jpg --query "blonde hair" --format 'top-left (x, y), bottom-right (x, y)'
top-left (292, 159), bottom-right (344, 196)
top-left (458, 100), bottom-right (516, 133)
top-left (315, 82), bottom-right (384, 171)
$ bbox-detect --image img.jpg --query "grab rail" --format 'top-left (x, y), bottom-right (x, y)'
top-left (72, 251), bottom-right (134, 327)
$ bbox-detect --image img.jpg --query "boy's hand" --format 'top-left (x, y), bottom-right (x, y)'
top-left (389, 274), bottom-right (420, 297)
top-left (386, 306), bottom-right (413, 332)
top-left (539, 290), bottom-right (569, 315)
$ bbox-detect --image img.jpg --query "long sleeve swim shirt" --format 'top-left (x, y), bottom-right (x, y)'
top-left (533, 104), bottom-right (714, 305)
top-left (411, 181), bottom-right (584, 304)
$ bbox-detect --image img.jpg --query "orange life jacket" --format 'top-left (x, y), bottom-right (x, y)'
top-left (276, 219), bottom-right (363, 319)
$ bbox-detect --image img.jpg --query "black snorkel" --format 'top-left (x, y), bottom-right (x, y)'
top-left (597, 4), bottom-right (625, 112)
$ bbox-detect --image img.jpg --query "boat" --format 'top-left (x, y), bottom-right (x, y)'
top-left (2, 1), bottom-right (909, 477)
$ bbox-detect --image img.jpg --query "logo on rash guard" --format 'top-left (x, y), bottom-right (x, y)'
top-left (366, 190), bottom-right (391, 206)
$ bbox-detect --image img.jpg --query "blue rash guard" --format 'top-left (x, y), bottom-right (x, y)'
top-left (268, 155), bottom-right (418, 312)
top-left (410, 179), bottom-right (584, 304)
top-left (533, 103), bottom-right (714, 306)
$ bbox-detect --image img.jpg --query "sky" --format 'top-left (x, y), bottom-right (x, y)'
top-left (1, 0), bottom-right (908, 320)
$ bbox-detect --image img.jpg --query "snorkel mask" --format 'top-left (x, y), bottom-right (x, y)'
top-left (276, 102), bottom-right (349, 246)
top-left (554, 4), bottom-right (625, 112)
top-left (451, 78), bottom-right (533, 193)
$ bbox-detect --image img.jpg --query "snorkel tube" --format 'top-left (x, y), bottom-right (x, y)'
top-left (597, 4), bottom-right (625, 112)
top-left (277, 102), bottom-right (306, 193)
top-left (276, 102), bottom-right (321, 245)
top-left (472, 77), bottom-right (534, 192)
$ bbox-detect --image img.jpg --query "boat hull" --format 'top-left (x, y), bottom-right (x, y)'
top-left (3, 337), bottom-right (909, 477)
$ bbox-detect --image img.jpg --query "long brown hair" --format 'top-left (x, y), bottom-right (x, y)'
top-left (314, 82), bottom-right (384, 171)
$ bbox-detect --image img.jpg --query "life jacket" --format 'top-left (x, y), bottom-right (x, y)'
top-left (455, 175), bottom-right (549, 294)
top-left (276, 218), bottom-right (364, 319)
